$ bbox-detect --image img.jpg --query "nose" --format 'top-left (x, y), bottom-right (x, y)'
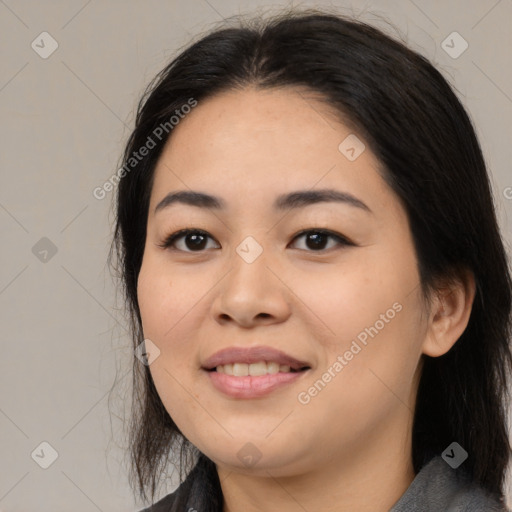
top-left (211, 247), bottom-right (291, 328)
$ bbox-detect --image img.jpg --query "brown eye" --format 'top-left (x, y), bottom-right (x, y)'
top-left (290, 229), bottom-right (353, 252)
top-left (158, 229), bottom-right (219, 252)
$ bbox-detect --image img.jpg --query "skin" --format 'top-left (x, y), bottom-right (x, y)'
top-left (136, 86), bottom-right (475, 512)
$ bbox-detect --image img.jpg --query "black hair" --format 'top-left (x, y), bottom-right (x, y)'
top-left (109, 6), bottom-right (512, 507)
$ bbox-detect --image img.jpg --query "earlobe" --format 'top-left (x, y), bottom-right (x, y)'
top-left (421, 269), bottom-right (476, 358)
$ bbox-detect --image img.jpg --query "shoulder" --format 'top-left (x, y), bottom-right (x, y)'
top-left (390, 456), bottom-right (510, 512)
top-left (453, 482), bottom-right (510, 512)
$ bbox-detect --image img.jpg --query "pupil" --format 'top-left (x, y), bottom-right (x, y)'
top-left (307, 232), bottom-right (327, 250)
top-left (187, 234), bottom-right (206, 250)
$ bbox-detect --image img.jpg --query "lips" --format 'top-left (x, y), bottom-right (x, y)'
top-left (201, 345), bottom-right (311, 372)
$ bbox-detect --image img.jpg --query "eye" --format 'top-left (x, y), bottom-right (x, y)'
top-left (158, 228), bottom-right (219, 252)
top-left (289, 229), bottom-right (353, 252)
top-left (158, 228), bottom-right (353, 253)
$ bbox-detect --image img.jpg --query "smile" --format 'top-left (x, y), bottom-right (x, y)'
top-left (213, 361), bottom-right (307, 376)
top-left (205, 365), bottom-right (310, 398)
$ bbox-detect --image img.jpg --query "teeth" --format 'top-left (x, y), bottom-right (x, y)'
top-left (215, 361), bottom-right (294, 376)
top-left (233, 363), bottom-right (249, 376)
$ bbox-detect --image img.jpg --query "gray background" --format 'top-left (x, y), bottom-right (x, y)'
top-left (1, 0), bottom-right (511, 510)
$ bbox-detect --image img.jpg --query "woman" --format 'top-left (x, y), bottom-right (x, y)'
top-left (110, 7), bottom-right (512, 511)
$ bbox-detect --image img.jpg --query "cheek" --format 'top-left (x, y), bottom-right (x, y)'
top-left (136, 256), bottom-right (208, 391)
top-left (137, 256), bottom-right (198, 341)
top-left (296, 257), bottom-right (424, 414)
top-left (294, 300), bottom-right (423, 454)
top-left (296, 258), bottom-right (406, 354)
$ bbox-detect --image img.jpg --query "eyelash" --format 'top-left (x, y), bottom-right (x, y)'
top-left (157, 228), bottom-right (354, 253)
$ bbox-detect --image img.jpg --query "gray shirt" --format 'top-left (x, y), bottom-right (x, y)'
top-left (141, 455), bottom-right (510, 511)
top-left (389, 456), bottom-right (509, 512)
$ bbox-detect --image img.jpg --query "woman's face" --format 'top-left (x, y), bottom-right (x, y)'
top-left (137, 87), bottom-right (430, 476)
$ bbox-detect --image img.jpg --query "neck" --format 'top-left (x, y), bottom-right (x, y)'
top-left (217, 407), bottom-right (415, 512)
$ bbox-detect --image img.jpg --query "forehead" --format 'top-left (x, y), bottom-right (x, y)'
top-left (149, 87), bottom-right (394, 217)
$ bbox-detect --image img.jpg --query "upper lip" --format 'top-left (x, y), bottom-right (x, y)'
top-left (202, 346), bottom-right (311, 371)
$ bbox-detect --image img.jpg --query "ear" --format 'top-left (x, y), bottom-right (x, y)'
top-left (421, 268), bottom-right (476, 358)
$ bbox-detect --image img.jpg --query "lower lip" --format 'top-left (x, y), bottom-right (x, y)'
top-left (205, 369), bottom-right (308, 398)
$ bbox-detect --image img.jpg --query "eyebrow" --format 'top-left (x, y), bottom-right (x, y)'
top-left (154, 188), bottom-right (372, 215)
